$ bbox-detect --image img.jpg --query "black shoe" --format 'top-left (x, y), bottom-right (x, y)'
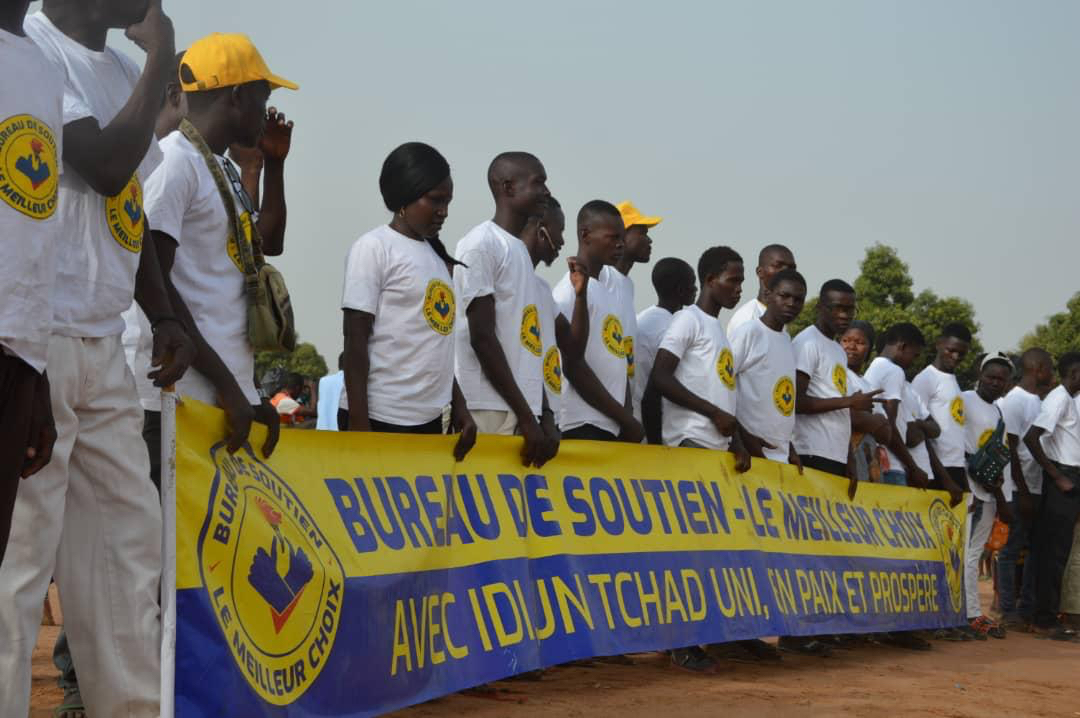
top-left (880, 631), bottom-right (932, 651)
top-left (671, 646), bottom-right (718, 673)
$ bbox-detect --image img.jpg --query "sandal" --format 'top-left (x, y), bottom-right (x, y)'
top-left (53, 688), bottom-right (85, 718)
top-left (971, 616), bottom-right (1006, 639)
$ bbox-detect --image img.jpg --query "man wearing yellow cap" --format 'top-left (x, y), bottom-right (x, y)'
top-left (601, 201), bottom-right (660, 424)
top-left (149, 32), bottom-right (297, 460)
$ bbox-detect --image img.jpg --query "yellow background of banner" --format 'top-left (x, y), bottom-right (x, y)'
top-left (176, 400), bottom-right (966, 590)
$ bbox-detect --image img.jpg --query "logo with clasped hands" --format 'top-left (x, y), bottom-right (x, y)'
top-left (716, 347), bottom-right (735, 390)
top-left (951, 396), bottom-right (966, 426)
top-left (773, 375), bottom-right (795, 416)
top-left (928, 498), bottom-right (965, 615)
top-left (423, 279), bottom-right (455, 335)
top-left (544, 346), bottom-right (562, 394)
top-left (105, 175), bottom-right (145, 253)
top-left (520, 304), bottom-right (542, 356)
top-left (601, 314), bottom-right (625, 359)
top-left (0, 113), bottom-right (59, 220)
top-left (198, 446), bottom-right (344, 705)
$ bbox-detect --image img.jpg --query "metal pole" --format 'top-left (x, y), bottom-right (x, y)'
top-left (160, 389), bottom-right (178, 718)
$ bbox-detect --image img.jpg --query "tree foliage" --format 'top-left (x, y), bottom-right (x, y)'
top-left (1021, 291), bottom-right (1080, 358)
top-left (788, 244), bottom-right (983, 387)
top-left (255, 341), bottom-right (329, 384)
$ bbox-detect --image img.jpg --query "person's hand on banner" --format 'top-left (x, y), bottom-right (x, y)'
top-left (451, 405), bottom-right (477, 462)
top-left (253, 399), bottom-right (281, 458)
top-left (148, 318), bottom-right (196, 388)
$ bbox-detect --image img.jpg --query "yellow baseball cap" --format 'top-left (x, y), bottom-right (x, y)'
top-left (179, 33), bottom-right (298, 93)
top-left (616, 201), bottom-right (662, 229)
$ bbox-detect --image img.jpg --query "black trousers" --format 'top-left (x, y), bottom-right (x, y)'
top-left (562, 424), bottom-right (618, 442)
top-left (799, 454), bottom-right (847, 478)
top-left (0, 353), bottom-right (38, 567)
top-left (1033, 465), bottom-right (1080, 627)
top-left (337, 408), bottom-right (441, 435)
top-left (144, 410), bottom-right (162, 492)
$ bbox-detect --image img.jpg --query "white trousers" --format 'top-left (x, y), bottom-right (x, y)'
top-left (472, 409), bottom-right (518, 436)
top-left (0, 335), bottom-right (161, 718)
top-left (964, 496), bottom-right (997, 619)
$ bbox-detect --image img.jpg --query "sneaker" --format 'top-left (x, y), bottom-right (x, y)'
top-left (671, 646), bottom-right (718, 673)
top-left (970, 616), bottom-right (1006, 639)
top-left (777, 635), bottom-right (833, 657)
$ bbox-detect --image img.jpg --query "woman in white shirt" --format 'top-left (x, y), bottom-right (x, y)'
top-left (841, 320), bottom-right (889, 482)
top-left (340, 142), bottom-right (476, 459)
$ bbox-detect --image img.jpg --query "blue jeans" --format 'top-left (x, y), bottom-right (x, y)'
top-left (882, 469), bottom-right (907, 486)
top-left (997, 497), bottom-right (1037, 618)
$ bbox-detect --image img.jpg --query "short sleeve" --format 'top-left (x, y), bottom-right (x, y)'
top-left (794, 334), bottom-right (819, 378)
top-left (137, 137), bottom-right (164, 182)
top-left (911, 369), bottom-right (933, 406)
top-left (870, 362), bottom-right (904, 402)
top-left (143, 146), bottom-right (196, 242)
top-left (729, 321), bottom-right (758, 375)
top-left (1000, 395), bottom-right (1024, 436)
top-left (61, 93), bottom-right (92, 126)
top-left (659, 311), bottom-right (695, 361)
top-left (455, 234), bottom-right (500, 308)
top-left (1033, 392), bottom-right (1067, 434)
top-left (552, 275), bottom-right (576, 320)
top-left (341, 235), bottom-right (386, 314)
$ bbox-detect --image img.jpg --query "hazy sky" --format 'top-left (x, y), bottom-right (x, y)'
top-left (99, 0), bottom-right (1080, 365)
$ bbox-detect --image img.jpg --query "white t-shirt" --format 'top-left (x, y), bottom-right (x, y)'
top-left (792, 324), bottom-right (851, 464)
top-left (25, 12), bottom-right (163, 339)
top-left (553, 273), bottom-right (627, 435)
top-left (339, 225), bottom-right (455, 425)
top-left (905, 383), bottom-right (933, 475)
top-left (453, 220), bottom-right (542, 415)
top-left (912, 364), bottom-right (966, 468)
top-left (600, 266), bottom-right (639, 416)
top-left (998, 386), bottom-right (1044, 495)
top-left (143, 131), bottom-right (259, 405)
top-left (1032, 385), bottom-right (1080, 468)
top-left (0, 27), bottom-right (64, 372)
top-left (863, 357), bottom-right (908, 470)
top-left (658, 305), bottom-right (737, 450)
top-left (636, 305), bottom-right (675, 396)
top-left (962, 389), bottom-right (1005, 502)
top-left (120, 302), bottom-right (158, 411)
top-left (729, 317), bottom-right (795, 462)
top-left (727, 298), bottom-right (766, 335)
top-left (533, 274), bottom-right (562, 417)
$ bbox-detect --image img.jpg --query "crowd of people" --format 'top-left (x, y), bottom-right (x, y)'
top-left (1, 0), bottom-right (1079, 715)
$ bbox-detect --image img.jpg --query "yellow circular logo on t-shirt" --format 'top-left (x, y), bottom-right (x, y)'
top-left (624, 336), bottom-right (635, 378)
top-left (227, 211), bottom-right (255, 272)
top-left (773, 375), bottom-right (795, 417)
top-left (105, 174), bottom-right (145, 253)
top-left (520, 304), bottom-right (542, 356)
top-left (0, 114), bottom-right (59, 220)
top-left (950, 396), bottom-right (965, 426)
top-left (423, 279), bottom-right (455, 335)
top-left (601, 314), bottom-right (625, 359)
top-left (977, 428), bottom-right (994, 449)
top-left (716, 347), bottom-right (736, 390)
top-left (832, 364), bottom-right (848, 396)
top-left (544, 346), bottom-right (562, 394)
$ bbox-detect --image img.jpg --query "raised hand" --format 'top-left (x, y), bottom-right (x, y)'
top-left (567, 256), bottom-right (589, 296)
top-left (259, 108), bottom-right (294, 163)
top-left (124, 0), bottom-right (175, 58)
top-left (148, 319), bottom-right (196, 388)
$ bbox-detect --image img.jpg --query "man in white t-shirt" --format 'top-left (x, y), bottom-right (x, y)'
top-left (793, 280), bottom-right (881, 485)
top-left (912, 322), bottom-right (972, 504)
top-left (1024, 352), bottom-right (1080, 635)
top-left (961, 353), bottom-right (1014, 637)
top-left (862, 323), bottom-right (928, 487)
top-left (997, 348), bottom-right (1054, 625)
top-left (553, 201), bottom-right (643, 443)
top-left (639, 258), bottom-right (696, 444)
top-left (730, 269), bottom-right (806, 465)
top-left (3, 4), bottom-right (198, 718)
top-left (0, 1), bottom-right (64, 570)
top-left (150, 33), bottom-right (297, 459)
top-left (727, 244), bottom-right (795, 334)
top-left (601, 200), bottom-right (660, 421)
top-left (317, 353), bottom-right (345, 430)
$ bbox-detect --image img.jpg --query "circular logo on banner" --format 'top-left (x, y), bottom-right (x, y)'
top-left (543, 346), bottom-right (562, 394)
top-left (601, 314), bottom-right (625, 358)
top-left (0, 113), bottom-right (59, 220)
top-left (624, 336), bottom-right (635, 378)
top-left (423, 279), bottom-right (455, 335)
top-left (105, 174), bottom-right (145, 253)
top-left (199, 446), bottom-right (345, 706)
top-left (928, 498), bottom-right (965, 615)
top-left (227, 211), bottom-right (255, 272)
top-left (716, 347), bottom-right (735, 390)
top-left (831, 364), bottom-right (848, 396)
top-left (520, 304), bottom-right (542, 356)
top-left (773, 375), bottom-right (795, 416)
top-left (950, 396), bottom-right (965, 426)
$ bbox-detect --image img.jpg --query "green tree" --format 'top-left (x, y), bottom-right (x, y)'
top-left (1020, 291), bottom-right (1080, 358)
top-left (788, 244), bottom-right (983, 387)
top-left (255, 340), bottom-right (329, 384)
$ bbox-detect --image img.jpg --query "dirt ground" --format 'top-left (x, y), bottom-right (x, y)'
top-left (28, 585), bottom-right (1080, 718)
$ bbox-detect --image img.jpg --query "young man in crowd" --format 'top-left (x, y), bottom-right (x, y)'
top-left (1024, 352), bottom-right (1080, 640)
top-left (553, 201), bottom-right (641, 442)
top-left (997, 347), bottom-right (1055, 627)
top-left (603, 201), bottom-right (660, 420)
top-left (318, 352), bottom-right (346, 430)
top-left (912, 323), bottom-right (971, 503)
top-left (2, 3), bottom-right (197, 717)
top-left (149, 32), bottom-right (296, 464)
top-left (863, 323), bottom-right (929, 487)
top-left (727, 244), bottom-right (796, 333)
top-left (454, 152), bottom-right (558, 465)
top-left (729, 268), bottom-right (806, 465)
top-left (639, 258), bottom-right (697, 444)
top-left (961, 353), bottom-right (1014, 639)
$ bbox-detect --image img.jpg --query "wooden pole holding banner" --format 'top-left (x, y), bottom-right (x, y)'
top-left (160, 388), bottom-right (179, 718)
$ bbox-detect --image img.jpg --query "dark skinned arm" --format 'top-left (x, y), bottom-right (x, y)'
top-left (852, 408), bottom-right (891, 444)
top-left (926, 441), bottom-right (964, 506)
top-left (558, 341), bottom-right (643, 442)
top-left (342, 309), bottom-right (372, 432)
top-left (795, 371), bottom-right (883, 414)
top-left (642, 374), bottom-right (663, 445)
top-left (133, 224), bottom-right (195, 387)
top-left (880, 398), bottom-right (928, 487)
top-left (1025, 426), bottom-right (1075, 494)
top-left (1006, 430), bottom-right (1035, 521)
top-left (449, 379), bottom-right (477, 461)
top-left (922, 416), bottom-right (942, 439)
top-left (651, 349), bottom-right (735, 439)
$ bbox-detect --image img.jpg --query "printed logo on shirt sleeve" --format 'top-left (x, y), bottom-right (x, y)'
top-left (105, 174), bottom-right (146, 252)
top-left (773, 375), bottom-right (795, 416)
top-left (0, 114), bottom-right (59, 220)
top-left (601, 314), bottom-right (626, 359)
top-left (423, 279), bottom-right (456, 336)
top-left (624, 335), bottom-right (635, 378)
top-left (831, 364), bottom-right (848, 396)
top-left (950, 396), bottom-right (966, 426)
top-left (543, 346), bottom-right (562, 394)
top-left (716, 347), bottom-right (736, 390)
top-left (520, 304), bottom-right (542, 356)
